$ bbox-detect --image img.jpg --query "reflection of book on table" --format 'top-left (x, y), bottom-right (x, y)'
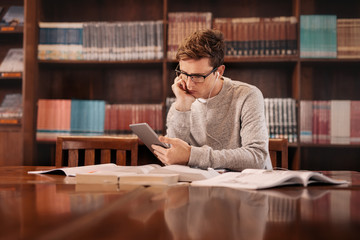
top-left (28, 163), bottom-right (219, 182)
top-left (191, 169), bottom-right (348, 190)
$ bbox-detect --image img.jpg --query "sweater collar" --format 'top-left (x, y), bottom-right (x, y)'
top-left (199, 77), bottom-right (231, 108)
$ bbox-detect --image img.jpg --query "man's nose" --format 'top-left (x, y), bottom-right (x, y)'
top-left (185, 76), bottom-right (195, 89)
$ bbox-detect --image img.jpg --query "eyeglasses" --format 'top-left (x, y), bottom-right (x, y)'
top-left (175, 64), bottom-right (218, 83)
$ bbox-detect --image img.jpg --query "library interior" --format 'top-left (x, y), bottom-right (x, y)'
top-left (0, 0), bottom-right (359, 239)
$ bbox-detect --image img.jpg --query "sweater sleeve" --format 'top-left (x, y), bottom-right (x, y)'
top-left (187, 88), bottom-right (270, 171)
top-left (166, 103), bottom-right (192, 143)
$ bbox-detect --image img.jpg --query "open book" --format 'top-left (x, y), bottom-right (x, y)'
top-left (28, 163), bottom-right (219, 183)
top-left (191, 169), bottom-right (348, 190)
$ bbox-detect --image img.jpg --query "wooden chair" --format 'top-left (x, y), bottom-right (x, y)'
top-left (269, 138), bottom-right (288, 169)
top-left (55, 136), bottom-right (138, 167)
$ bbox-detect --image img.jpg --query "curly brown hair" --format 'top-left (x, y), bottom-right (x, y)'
top-left (176, 29), bottom-right (225, 68)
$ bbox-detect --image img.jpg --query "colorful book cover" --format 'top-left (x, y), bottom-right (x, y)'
top-left (330, 100), bottom-right (350, 144)
top-left (300, 15), bottom-right (337, 58)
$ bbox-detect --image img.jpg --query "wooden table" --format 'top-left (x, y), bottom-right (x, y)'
top-left (0, 166), bottom-right (360, 240)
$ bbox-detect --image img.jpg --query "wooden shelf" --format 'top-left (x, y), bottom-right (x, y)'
top-left (0, 1), bottom-right (24, 165)
top-left (0, 124), bottom-right (21, 131)
top-left (299, 143), bottom-right (360, 148)
top-left (38, 59), bottom-right (164, 65)
top-left (10, 0), bottom-right (360, 170)
top-left (300, 58), bottom-right (360, 62)
top-left (225, 56), bottom-right (299, 63)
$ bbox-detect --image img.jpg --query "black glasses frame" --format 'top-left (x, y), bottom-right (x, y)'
top-left (175, 64), bottom-right (218, 83)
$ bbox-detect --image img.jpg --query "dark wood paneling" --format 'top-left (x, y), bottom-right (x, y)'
top-left (39, 0), bottom-right (164, 22)
top-left (38, 63), bottom-right (163, 103)
top-left (301, 147), bottom-right (360, 171)
top-left (0, 79), bottom-right (22, 103)
top-left (225, 63), bottom-right (295, 98)
top-left (301, 0), bottom-right (360, 17)
top-left (0, 131), bottom-right (22, 166)
top-left (0, 34), bottom-right (23, 60)
top-left (301, 63), bottom-right (360, 100)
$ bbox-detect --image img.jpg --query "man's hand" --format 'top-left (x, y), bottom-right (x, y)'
top-left (152, 136), bottom-right (191, 166)
top-left (172, 77), bottom-right (195, 111)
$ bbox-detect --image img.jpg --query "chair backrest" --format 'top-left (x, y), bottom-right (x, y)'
top-left (268, 138), bottom-right (288, 169)
top-left (55, 136), bottom-right (138, 167)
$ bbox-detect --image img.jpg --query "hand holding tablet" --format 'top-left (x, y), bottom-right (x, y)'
top-left (129, 123), bottom-right (170, 153)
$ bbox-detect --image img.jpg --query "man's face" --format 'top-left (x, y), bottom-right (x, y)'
top-left (178, 58), bottom-right (218, 99)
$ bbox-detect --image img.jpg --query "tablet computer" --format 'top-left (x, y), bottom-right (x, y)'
top-left (129, 123), bottom-right (169, 153)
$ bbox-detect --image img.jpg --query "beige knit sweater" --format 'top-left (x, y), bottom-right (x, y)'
top-left (166, 77), bottom-right (272, 171)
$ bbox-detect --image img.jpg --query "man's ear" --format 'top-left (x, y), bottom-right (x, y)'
top-left (217, 65), bottom-right (225, 76)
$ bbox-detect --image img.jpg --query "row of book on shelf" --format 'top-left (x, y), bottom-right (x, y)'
top-left (38, 21), bottom-right (164, 61)
top-left (300, 100), bottom-right (360, 144)
top-left (300, 15), bottom-right (360, 58)
top-left (36, 99), bottom-right (163, 140)
top-left (1, 7), bottom-right (360, 60)
top-left (10, 97), bottom-right (360, 145)
top-left (167, 12), bottom-right (213, 59)
top-left (35, 12), bottom-right (360, 61)
top-left (213, 17), bottom-right (297, 57)
top-left (0, 6), bottom-right (24, 76)
top-left (0, 48), bottom-right (23, 76)
top-left (168, 13), bottom-right (298, 58)
top-left (264, 98), bottom-right (297, 143)
top-left (0, 93), bottom-right (22, 124)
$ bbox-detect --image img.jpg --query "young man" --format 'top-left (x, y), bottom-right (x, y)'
top-left (152, 29), bottom-right (272, 171)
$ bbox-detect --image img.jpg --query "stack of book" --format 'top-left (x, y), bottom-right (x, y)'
top-left (337, 18), bottom-right (360, 58)
top-left (0, 6), bottom-right (24, 26)
top-left (167, 12), bottom-right (213, 60)
top-left (264, 98), bottom-right (297, 143)
top-left (104, 104), bottom-right (163, 134)
top-left (36, 99), bottom-right (105, 140)
top-left (0, 48), bottom-right (23, 77)
top-left (38, 21), bottom-right (163, 61)
top-left (300, 100), bottom-right (360, 144)
top-left (300, 15), bottom-right (337, 58)
top-left (0, 93), bottom-right (22, 125)
top-left (213, 17), bottom-right (297, 57)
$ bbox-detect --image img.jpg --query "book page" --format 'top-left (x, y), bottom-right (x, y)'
top-left (28, 163), bottom-right (120, 176)
top-left (28, 163), bottom-right (162, 176)
top-left (191, 169), bottom-right (348, 190)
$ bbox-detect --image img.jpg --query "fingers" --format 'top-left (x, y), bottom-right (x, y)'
top-left (173, 77), bottom-right (187, 93)
top-left (159, 136), bottom-right (178, 147)
top-left (152, 145), bottom-right (169, 165)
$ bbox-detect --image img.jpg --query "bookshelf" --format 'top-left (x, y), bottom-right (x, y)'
top-left (0, 0), bottom-right (24, 166)
top-left (15, 0), bottom-right (360, 170)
